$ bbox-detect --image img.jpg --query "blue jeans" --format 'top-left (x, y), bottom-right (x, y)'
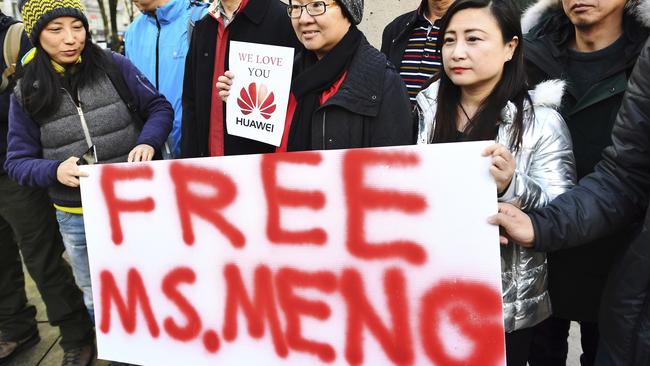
top-left (55, 210), bottom-right (93, 321)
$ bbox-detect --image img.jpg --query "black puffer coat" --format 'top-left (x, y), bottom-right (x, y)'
top-left (522, 0), bottom-right (649, 321)
top-left (530, 36), bottom-right (650, 366)
top-left (301, 38), bottom-right (414, 149)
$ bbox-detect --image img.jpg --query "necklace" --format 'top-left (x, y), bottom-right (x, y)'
top-left (459, 103), bottom-right (473, 131)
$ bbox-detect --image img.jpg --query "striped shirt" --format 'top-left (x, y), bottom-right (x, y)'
top-left (399, 16), bottom-right (442, 104)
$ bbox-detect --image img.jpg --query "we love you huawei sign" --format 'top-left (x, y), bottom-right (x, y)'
top-left (226, 42), bottom-right (294, 146)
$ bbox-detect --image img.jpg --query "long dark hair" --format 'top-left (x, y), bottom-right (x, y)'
top-left (431, 0), bottom-right (531, 150)
top-left (18, 32), bottom-right (110, 120)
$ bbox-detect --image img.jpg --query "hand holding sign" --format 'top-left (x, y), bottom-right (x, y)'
top-left (217, 71), bottom-right (234, 103)
top-left (80, 143), bottom-right (507, 366)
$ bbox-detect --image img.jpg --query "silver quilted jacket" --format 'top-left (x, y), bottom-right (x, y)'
top-left (415, 80), bottom-right (577, 332)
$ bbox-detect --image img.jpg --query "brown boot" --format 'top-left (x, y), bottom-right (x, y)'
top-left (61, 343), bottom-right (94, 366)
top-left (0, 331), bottom-right (40, 366)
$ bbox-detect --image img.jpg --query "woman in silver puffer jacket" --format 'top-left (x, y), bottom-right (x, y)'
top-left (415, 0), bottom-right (576, 364)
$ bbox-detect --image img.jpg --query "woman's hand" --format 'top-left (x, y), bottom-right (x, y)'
top-left (57, 157), bottom-right (89, 187)
top-left (128, 144), bottom-right (155, 162)
top-left (216, 71), bottom-right (235, 102)
top-left (483, 143), bottom-right (516, 194)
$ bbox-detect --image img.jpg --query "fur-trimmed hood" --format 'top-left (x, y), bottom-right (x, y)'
top-left (415, 79), bottom-right (566, 144)
top-left (522, 0), bottom-right (650, 34)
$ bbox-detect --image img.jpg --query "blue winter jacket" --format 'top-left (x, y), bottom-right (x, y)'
top-left (125, 0), bottom-right (207, 158)
top-left (4, 52), bottom-right (173, 188)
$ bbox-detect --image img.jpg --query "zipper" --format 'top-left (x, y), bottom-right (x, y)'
top-left (62, 88), bottom-right (93, 149)
top-left (136, 74), bottom-right (158, 95)
top-left (155, 15), bottom-right (161, 90)
top-left (321, 111), bottom-right (327, 149)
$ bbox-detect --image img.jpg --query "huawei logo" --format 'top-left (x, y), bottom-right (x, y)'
top-left (237, 83), bottom-right (277, 120)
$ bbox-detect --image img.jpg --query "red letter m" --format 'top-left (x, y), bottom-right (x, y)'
top-left (99, 269), bottom-right (160, 338)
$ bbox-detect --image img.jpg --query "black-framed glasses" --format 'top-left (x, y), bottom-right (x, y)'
top-left (76, 145), bottom-right (97, 166)
top-left (287, 1), bottom-right (337, 18)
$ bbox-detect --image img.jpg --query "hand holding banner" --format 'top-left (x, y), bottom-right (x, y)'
top-left (80, 142), bottom-right (506, 366)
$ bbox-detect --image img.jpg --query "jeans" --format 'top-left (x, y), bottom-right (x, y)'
top-left (0, 175), bottom-right (93, 350)
top-left (55, 210), bottom-right (94, 321)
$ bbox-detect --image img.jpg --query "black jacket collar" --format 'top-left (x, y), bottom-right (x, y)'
top-left (239, 0), bottom-right (271, 25)
top-left (525, 11), bottom-right (649, 79)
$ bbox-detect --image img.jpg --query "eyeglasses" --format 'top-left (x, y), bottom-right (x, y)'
top-left (287, 1), bottom-right (337, 18)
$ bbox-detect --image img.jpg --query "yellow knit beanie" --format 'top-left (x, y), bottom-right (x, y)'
top-left (18, 0), bottom-right (88, 45)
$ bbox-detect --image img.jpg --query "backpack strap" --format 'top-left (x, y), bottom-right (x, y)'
top-left (102, 49), bottom-right (164, 159)
top-left (102, 49), bottom-right (145, 131)
top-left (1, 22), bottom-right (24, 93)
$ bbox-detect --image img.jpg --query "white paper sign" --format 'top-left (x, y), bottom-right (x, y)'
top-left (226, 41), bottom-right (294, 146)
top-left (80, 142), bottom-right (505, 366)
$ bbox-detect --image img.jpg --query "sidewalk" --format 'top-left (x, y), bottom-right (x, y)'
top-left (4, 269), bottom-right (108, 366)
top-left (8, 269), bottom-right (583, 366)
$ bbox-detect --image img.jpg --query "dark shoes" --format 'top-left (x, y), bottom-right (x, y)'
top-left (61, 343), bottom-right (94, 366)
top-left (0, 331), bottom-right (40, 366)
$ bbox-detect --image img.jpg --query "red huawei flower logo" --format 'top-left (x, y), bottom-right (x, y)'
top-left (237, 83), bottom-right (277, 120)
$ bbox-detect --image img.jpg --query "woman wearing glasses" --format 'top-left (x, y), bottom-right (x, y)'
top-left (218, 0), bottom-right (413, 151)
top-left (5, 0), bottom-right (172, 322)
top-left (415, 0), bottom-right (575, 364)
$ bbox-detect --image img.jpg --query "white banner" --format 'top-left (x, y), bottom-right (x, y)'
top-left (80, 142), bottom-right (505, 366)
top-left (226, 41), bottom-right (294, 146)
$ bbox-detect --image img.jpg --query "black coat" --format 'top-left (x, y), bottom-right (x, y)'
top-left (300, 38), bottom-right (414, 150)
top-left (530, 37), bottom-right (650, 366)
top-left (379, 0), bottom-right (423, 69)
top-left (180, 0), bottom-right (300, 158)
top-left (524, 7), bottom-right (649, 321)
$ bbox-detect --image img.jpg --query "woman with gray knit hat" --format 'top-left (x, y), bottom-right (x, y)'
top-left (5, 3), bottom-right (172, 365)
top-left (218, 0), bottom-right (414, 151)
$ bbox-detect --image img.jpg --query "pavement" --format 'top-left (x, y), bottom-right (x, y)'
top-left (6, 269), bottom-right (582, 366)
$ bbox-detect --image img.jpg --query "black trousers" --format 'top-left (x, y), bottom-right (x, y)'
top-left (506, 326), bottom-right (536, 366)
top-left (0, 175), bottom-right (93, 350)
top-left (529, 316), bottom-right (599, 366)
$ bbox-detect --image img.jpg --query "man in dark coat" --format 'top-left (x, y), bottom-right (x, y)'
top-left (491, 34), bottom-right (650, 366)
top-left (521, 0), bottom-right (649, 363)
top-left (180, 0), bottom-right (300, 158)
top-left (380, 0), bottom-right (453, 104)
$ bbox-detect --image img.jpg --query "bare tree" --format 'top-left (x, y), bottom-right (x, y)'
top-left (96, 0), bottom-right (110, 42)
top-left (108, 0), bottom-right (120, 51)
top-left (123, 0), bottom-right (136, 22)
top-left (95, 0), bottom-right (121, 51)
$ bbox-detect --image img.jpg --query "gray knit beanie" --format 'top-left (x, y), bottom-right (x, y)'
top-left (338, 0), bottom-right (363, 25)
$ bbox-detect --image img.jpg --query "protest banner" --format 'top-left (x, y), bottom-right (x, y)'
top-left (79, 142), bottom-right (505, 365)
top-left (225, 41), bottom-right (294, 146)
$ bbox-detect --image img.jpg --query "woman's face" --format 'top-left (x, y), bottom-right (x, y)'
top-left (39, 17), bottom-right (86, 66)
top-left (290, 0), bottom-right (351, 59)
top-left (441, 7), bottom-right (517, 95)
